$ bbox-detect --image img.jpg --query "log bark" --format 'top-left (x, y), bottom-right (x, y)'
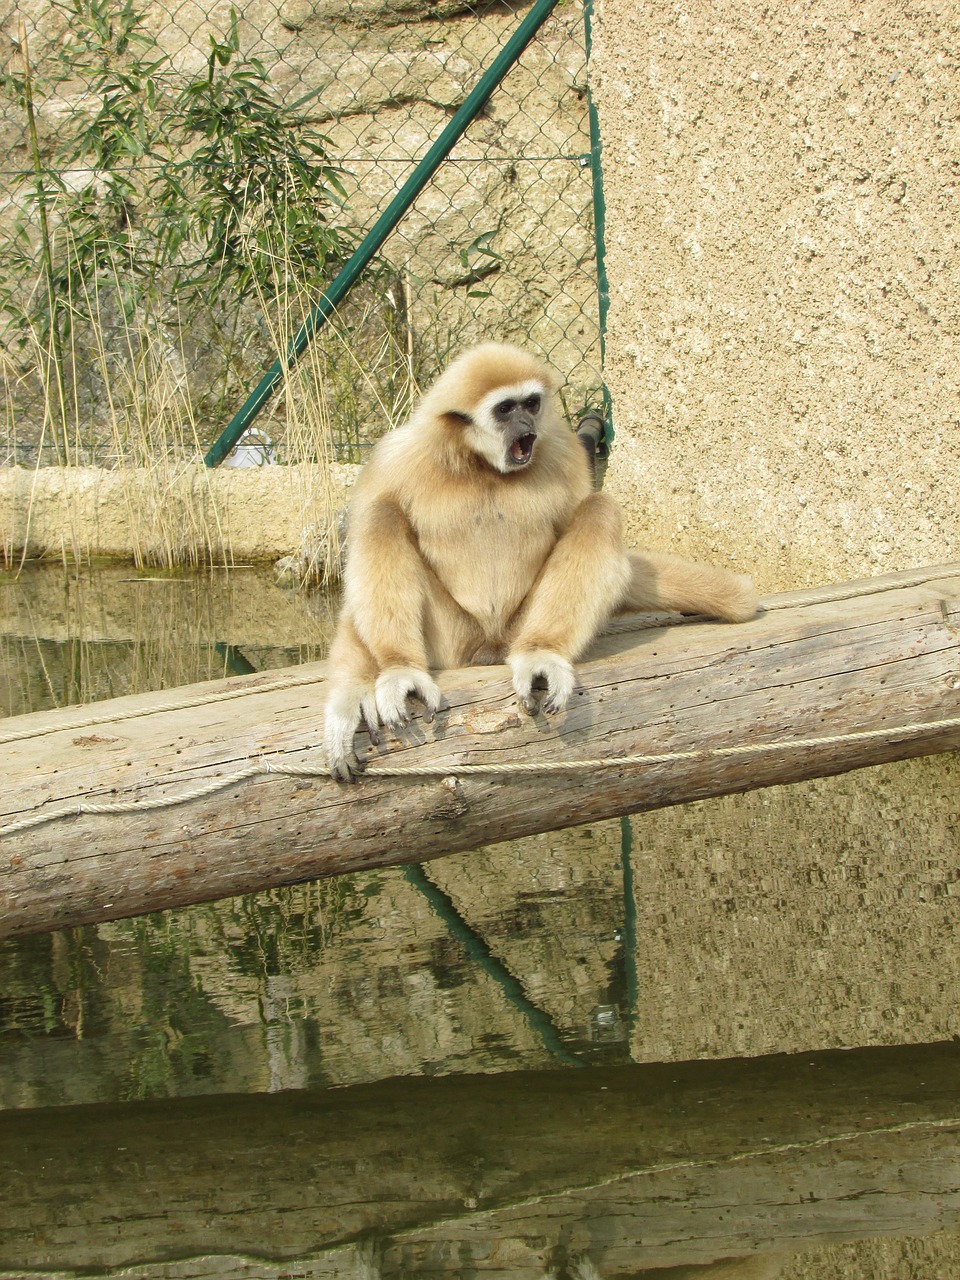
top-left (2, 563), bottom-right (959, 939)
top-left (2, 1041), bottom-right (960, 1275)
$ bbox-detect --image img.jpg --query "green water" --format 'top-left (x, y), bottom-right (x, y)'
top-left (2, 562), bottom-right (960, 1278)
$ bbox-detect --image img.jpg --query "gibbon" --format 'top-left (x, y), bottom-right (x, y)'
top-left (323, 342), bottom-right (758, 781)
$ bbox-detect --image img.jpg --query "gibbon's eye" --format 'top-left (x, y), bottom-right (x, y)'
top-left (523, 394), bottom-right (541, 415)
top-left (494, 399), bottom-right (517, 419)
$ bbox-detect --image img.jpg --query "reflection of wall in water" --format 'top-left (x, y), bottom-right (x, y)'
top-left (630, 1234), bottom-right (960, 1280)
top-left (628, 755), bottom-right (960, 1062)
top-left (0, 564), bottom-right (338, 716)
top-left (781, 1230), bottom-right (960, 1279)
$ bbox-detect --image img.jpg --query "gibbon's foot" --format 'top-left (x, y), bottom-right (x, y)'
top-left (375, 667), bottom-right (443, 731)
top-left (469, 640), bottom-right (508, 665)
top-left (508, 649), bottom-right (575, 716)
top-left (324, 686), bottom-right (380, 782)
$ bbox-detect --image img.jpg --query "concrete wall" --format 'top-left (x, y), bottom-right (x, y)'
top-left (0, 462), bottom-right (357, 569)
top-left (592, 0), bottom-right (960, 592)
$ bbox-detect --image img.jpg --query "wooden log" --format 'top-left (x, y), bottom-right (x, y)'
top-left (2, 562), bottom-right (959, 939)
top-left (3, 1040), bottom-right (960, 1275)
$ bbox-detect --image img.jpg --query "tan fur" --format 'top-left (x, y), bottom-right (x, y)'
top-left (324, 342), bottom-right (759, 780)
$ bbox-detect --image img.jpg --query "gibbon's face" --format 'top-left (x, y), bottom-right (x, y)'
top-left (451, 379), bottom-right (547, 474)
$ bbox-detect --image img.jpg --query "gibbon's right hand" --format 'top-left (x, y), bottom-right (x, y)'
top-left (324, 669), bottom-right (443, 782)
top-left (324, 685), bottom-right (380, 782)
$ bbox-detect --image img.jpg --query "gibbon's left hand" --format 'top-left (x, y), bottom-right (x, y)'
top-left (507, 649), bottom-right (576, 716)
top-left (374, 667), bottom-right (443, 730)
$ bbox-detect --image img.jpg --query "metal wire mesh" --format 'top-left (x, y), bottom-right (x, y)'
top-left (1, 0), bottom-right (604, 465)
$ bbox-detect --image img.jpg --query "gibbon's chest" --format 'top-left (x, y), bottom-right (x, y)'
top-left (410, 479), bottom-right (566, 623)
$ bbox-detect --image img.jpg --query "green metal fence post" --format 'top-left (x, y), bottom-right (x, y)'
top-left (582, 0), bottom-right (613, 448)
top-left (204, 0), bottom-right (561, 466)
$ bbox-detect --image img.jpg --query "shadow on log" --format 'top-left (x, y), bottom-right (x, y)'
top-left (2, 1040), bottom-right (960, 1276)
top-left (1, 563), bottom-right (959, 938)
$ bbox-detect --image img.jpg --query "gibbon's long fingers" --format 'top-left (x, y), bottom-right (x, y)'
top-left (324, 616), bottom-right (382, 779)
top-left (324, 694), bottom-right (367, 782)
top-left (375, 667), bottom-right (443, 731)
top-left (332, 750), bottom-right (362, 784)
top-left (360, 689), bottom-right (381, 746)
top-left (508, 650), bottom-right (575, 716)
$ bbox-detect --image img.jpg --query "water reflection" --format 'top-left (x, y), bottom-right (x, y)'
top-left (628, 754), bottom-right (960, 1061)
top-left (2, 563), bottom-right (960, 1275)
top-left (4, 750), bottom-right (958, 1109)
top-left (3, 1041), bottom-right (960, 1276)
top-left (0, 825), bottom-right (631, 1108)
top-left (0, 560), bottom-right (335, 715)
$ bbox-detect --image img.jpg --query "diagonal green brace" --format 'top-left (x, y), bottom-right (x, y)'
top-left (204, 0), bottom-right (561, 466)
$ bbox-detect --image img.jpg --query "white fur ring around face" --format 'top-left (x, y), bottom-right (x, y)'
top-left (375, 667), bottom-right (443, 729)
top-left (508, 650), bottom-right (575, 715)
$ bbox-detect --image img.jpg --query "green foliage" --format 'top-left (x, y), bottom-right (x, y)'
top-left (0, 0), bottom-right (355, 457)
top-left (160, 11), bottom-right (354, 305)
top-left (457, 228), bottom-right (503, 299)
top-left (0, 0), bottom-right (604, 475)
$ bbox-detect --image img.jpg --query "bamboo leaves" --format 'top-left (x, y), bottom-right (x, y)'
top-left (0, 0), bottom-right (355, 458)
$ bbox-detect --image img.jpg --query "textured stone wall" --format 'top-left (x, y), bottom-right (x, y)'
top-left (592, 0), bottom-right (960, 591)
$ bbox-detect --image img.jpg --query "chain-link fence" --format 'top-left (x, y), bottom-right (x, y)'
top-left (1, 0), bottom-right (605, 467)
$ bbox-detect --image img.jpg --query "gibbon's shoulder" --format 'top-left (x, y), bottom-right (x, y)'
top-left (350, 421), bottom-right (416, 479)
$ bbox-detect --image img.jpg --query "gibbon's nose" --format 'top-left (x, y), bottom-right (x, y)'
top-left (506, 405), bottom-right (537, 437)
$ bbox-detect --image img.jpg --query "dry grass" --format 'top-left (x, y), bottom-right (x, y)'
top-left (1, 234), bottom-right (434, 577)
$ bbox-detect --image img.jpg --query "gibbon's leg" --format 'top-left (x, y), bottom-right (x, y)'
top-left (619, 550), bottom-right (759, 622)
top-left (507, 492), bottom-right (632, 714)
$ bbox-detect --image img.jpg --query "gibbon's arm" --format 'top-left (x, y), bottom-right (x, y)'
top-left (324, 496), bottom-right (443, 781)
top-left (507, 492), bottom-right (632, 713)
top-left (343, 497), bottom-right (430, 673)
top-left (342, 496), bottom-right (442, 729)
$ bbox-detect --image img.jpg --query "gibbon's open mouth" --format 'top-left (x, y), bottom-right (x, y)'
top-left (509, 432), bottom-right (537, 466)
